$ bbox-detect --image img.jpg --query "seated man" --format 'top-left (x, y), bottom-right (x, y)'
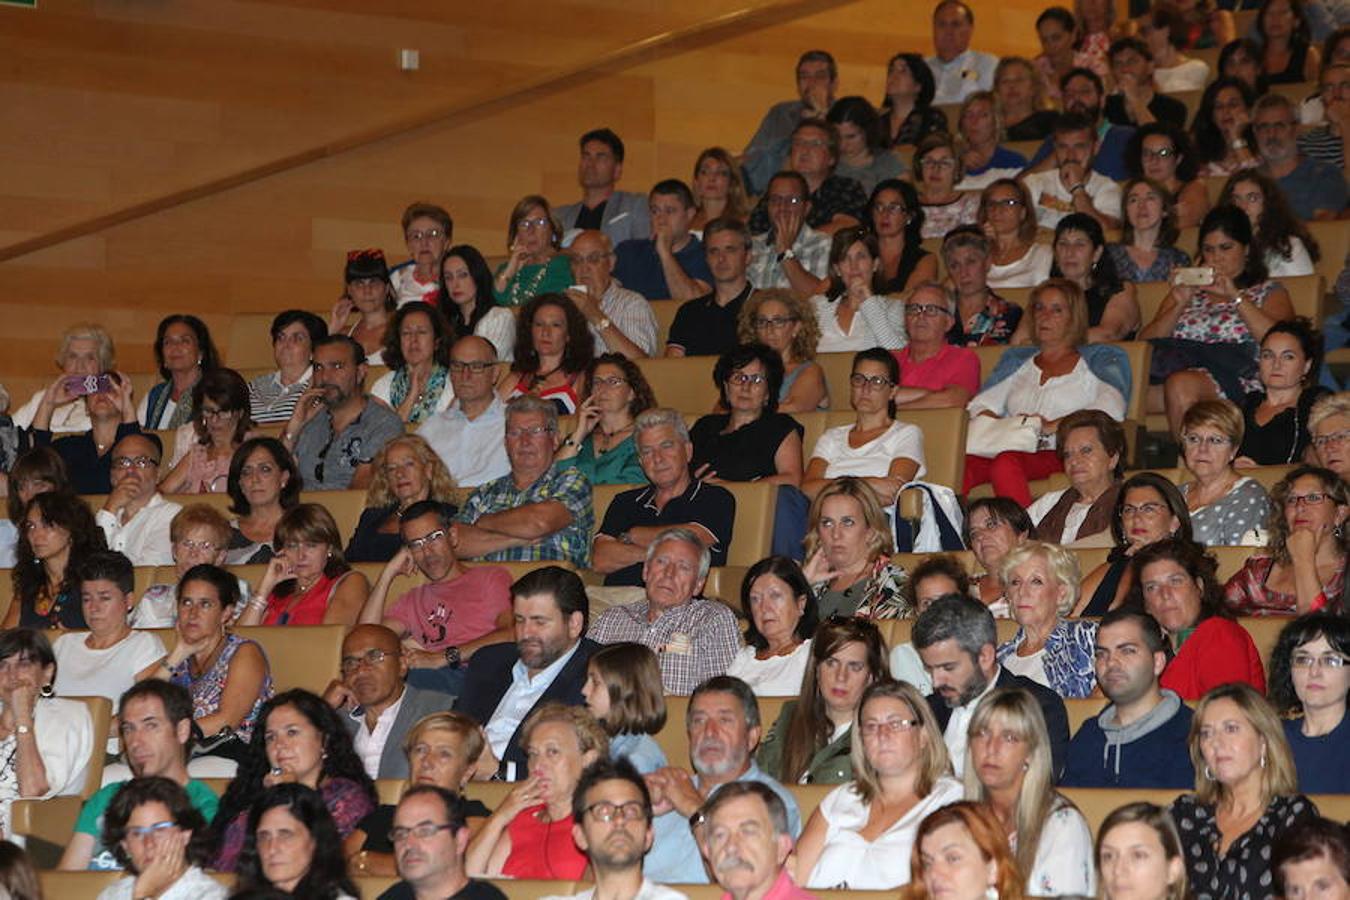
top-left (1022, 112), bottom-right (1123, 230)
top-left (60, 681), bottom-right (219, 871)
top-left (748, 121), bottom-right (866, 237)
top-left (284, 334), bottom-right (405, 491)
top-left (593, 408), bottom-right (735, 587)
top-left (702, 782), bottom-right (811, 900)
top-left (747, 172), bottom-right (832, 296)
top-left (454, 396), bottom-right (593, 567)
top-left (390, 202), bottom-right (453, 306)
top-left (555, 128), bottom-right (651, 246)
top-left (643, 676), bottom-right (801, 885)
top-left (376, 785), bottom-right (507, 900)
top-left (1026, 68), bottom-right (1135, 181)
top-left (590, 527), bottom-right (741, 695)
top-left (418, 336), bottom-right (511, 488)
top-left (97, 433), bottom-right (181, 566)
top-left (323, 624), bottom-right (451, 781)
top-left (566, 229), bottom-right (660, 359)
top-left (666, 217), bottom-right (755, 358)
top-left (613, 180), bottom-right (713, 302)
top-left (741, 50), bottom-right (838, 195)
top-left (1255, 92), bottom-right (1349, 220)
top-left (453, 566), bottom-right (598, 779)
top-left (1062, 609), bottom-right (1194, 789)
top-left (359, 499), bottom-right (514, 695)
top-left (1104, 37), bottom-right (1188, 127)
top-left (913, 593), bottom-right (1070, 778)
top-left (894, 282), bottom-right (981, 410)
top-left (926, 0), bottom-right (998, 105)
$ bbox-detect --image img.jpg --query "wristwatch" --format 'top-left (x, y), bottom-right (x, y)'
top-left (15, 724), bottom-right (30, 736)
top-left (619, 530), bottom-right (634, 545)
top-left (595, 316), bottom-right (612, 331)
top-left (775, 248), bottom-right (797, 264)
top-left (443, 646), bottom-right (462, 669)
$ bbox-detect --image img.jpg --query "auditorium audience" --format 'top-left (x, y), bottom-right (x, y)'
top-left (6, 490), bottom-right (105, 629)
top-left (889, 556), bottom-right (974, 692)
top-left (1268, 613), bottom-right (1350, 793)
top-left (740, 51), bottom-right (838, 197)
top-left (556, 128), bottom-right (651, 246)
top-left (1177, 399), bottom-right (1272, 546)
top-left (371, 301), bottom-right (455, 425)
top-left (95, 777), bottom-right (224, 900)
top-left (160, 368), bottom-right (254, 495)
top-left (554, 353), bottom-right (653, 485)
top-left (613, 181), bottom-right (713, 303)
top-left (1254, 93), bottom-right (1348, 220)
top-left (29, 368), bottom-right (139, 496)
top-left (1095, 802), bottom-right (1192, 900)
top-left (894, 283), bottom-right (980, 410)
top-left (581, 642), bottom-right (668, 775)
top-left (140, 315), bottom-right (219, 431)
top-left (1144, 3), bottom-right (1216, 91)
top-left (332, 249), bottom-right (395, 366)
top-left (0, 447), bottom-right (68, 569)
top-left (1038, 213), bottom-right (1139, 342)
top-left (345, 434), bottom-right (456, 563)
top-left (914, 135), bottom-right (981, 240)
top-left (1077, 472), bottom-right (1193, 616)
top-left (689, 147), bottom-right (751, 232)
top-left (390, 203), bottom-right (452, 306)
top-left (1192, 77), bottom-right (1261, 177)
top-left (97, 433), bottom-right (180, 566)
top-left (738, 289), bottom-right (829, 413)
top-left (943, 227), bottom-right (1024, 347)
top-left (243, 503), bottom-right (369, 626)
top-left (726, 556), bottom-right (818, 697)
top-left (223, 437), bottom-right (299, 566)
top-left (1238, 320), bottom-right (1329, 465)
top-left (965, 497), bottom-right (1036, 616)
top-left (996, 56), bottom-right (1057, 141)
top-left (667, 217), bottom-right (755, 358)
top-left (248, 310), bottom-right (326, 425)
top-left (134, 505), bottom-right (251, 628)
top-left (880, 53), bottom-right (949, 148)
top-left (493, 196), bottom-right (573, 308)
top-left (1108, 178), bottom-right (1192, 285)
top-left (437, 244), bottom-right (516, 362)
top-left (1105, 37), bottom-right (1189, 127)
top-left (1259, 0), bottom-right (1323, 84)
top-left (568, 229), bottom-right (661, 358)
top-left (417, 335), bottom-right (510, 489)
top-left (978, 179), bottom-right (1054, 290)
top-left (233, 782), bottom-right (360, 898)
top-left (800, 477), bottom-right (912, 618)
top-left (11, 323), bottom-right (114, 434)
top-left (748, 121), bottom-right (866, 237)
top-left (997, 541), bottom-right (1097, 697)
top-left (384, 785), bottom-right (507, 900)
top-left (907, 801), bottom-right (1027, 900)
top-left (1310, 391), bottom-right (1350, 480)
top-left (1022, 113), bottom-right (1123, 231)
top-left (1223, 169), bottom-right (1322, 278)
top-left (1028, 411), bottom-right (1128, 546)
top-left (496, 293), bottom-right (593, 415)
top-left (1298, 61), bottom-right (1348, 169)
top-left (703, 781), bottom-right (806, 900)
top-left (869, 180), bottom-right (939, 295)
top-left (928, 0), bottom-right (998, 105)
top-left (690, 343), bottom-right (804, 487)
top-left (1028, 67), bottom-right (1133, 180)
top-left (828, 96), bottom-right (905, 193)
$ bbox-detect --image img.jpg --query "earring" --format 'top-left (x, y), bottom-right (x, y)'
top-left (1336, 523), bottom-right (1344, 539)
top-left (985, 887), bottom-right (1000, 900)
top-left (1204, 766), bottom-right (1214, 780)
top-left (1260, 747), bottom-right (1267, 769)
top-left (1022, 760), bottom-right (1030, 772)
top-left (39, 683), bottom-right (54, 699)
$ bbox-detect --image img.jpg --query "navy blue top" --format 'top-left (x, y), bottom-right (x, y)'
top-left (1284, 715), bottom-right (1350, 794)
top-left (1028, 123), bottom-right (1136, 181)
top-left (966, 146), bottom-right (1029, 176)
top-left (1062, 702), bottom-right (1195, 789)
top-left (613, 236), bottom-right (714, 301)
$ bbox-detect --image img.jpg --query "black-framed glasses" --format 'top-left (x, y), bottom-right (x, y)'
top-left (583, 801), bottom-right (648, 823)
top-left (850, 373), bottom-right (894, 389)
top-left (390, 822), bottom-right (455, 843)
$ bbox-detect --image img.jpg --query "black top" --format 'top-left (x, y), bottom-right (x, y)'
top-left (573, 201), bottom-right (606, 231)
top-left (879, 245), bottom-right (933, 295)
top-left (1266, 42), bottom-right (1311, 86)
top-left (1080, 552), bottom-right (1129, 617)
top-left (667, 284), bottom-right (753, 357)
top-left (689, 412), bottom-right (803, 483)
top-left (358, 799), bottom-right (492, 853)
top-left (377, 879), bottom-right (507, 900)
top-left (1104, 93), bottom-right (1189, 128)
top-left (926, 667), bottom-right (1071, 779)
top-left (1238, 386), bottom-right (1329, 465)
top-left (346, 505), bottom-right (404, 563)
top-left (18, 590), bottom-right (86, 630)
top-left (1170, 793), bottom-right (1317, 900)
top-left (749, 174), bottom-right (867, 233)
top-left (597, 480), bottom-right (737, 586)
top-left (888, 105), bottom-right (950, 147)
top-left (30, 421), bottom-right (141, 495)
top-left (1005, 110), bottom-right (1059, 142)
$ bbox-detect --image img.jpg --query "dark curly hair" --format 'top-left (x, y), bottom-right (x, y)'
top-left (868, 178), bottom-right (926, 251)
top-left (227, 437), bottom-right (302, 517)
top-left (511, 292), bottom-right (595, 378)
top-left (103, 776), bottom-right (213, 873)
top-left (1125, 121), bottom-right (1200, 183)
top-left (12, 491), bottom-right (107, 613)
top-left (1191, 77), bottom-right (1257, 166)
top-left (1220, 169), bottom-right (1321, 269)
top-left (1267, 613), bottom-right (1350, 716)
top-left (1197, 204), bottom-right (1269, 289)
top-left (713, 343), bottom-right (785, 414)
top-left (1264, 464), bottom-right (1350, 564)
top-left (437, 245), bottom-right (498, 338)
top-left (1124, 536), bottom-right (1232, 626)
top-left (153, 314), bottom-right (220, 382)
top-left (587, 353), bottom-right (656, 418)
top-left (380, 301), bottom-right (454, 372)
top-left (903, 554), bottom-right (973, 614)
top-left (234, 783), bottom-right (359, 899)
top-left (740, 556), bottom-right (819, 651)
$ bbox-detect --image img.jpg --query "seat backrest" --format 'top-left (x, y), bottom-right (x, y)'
top-left (1306, 219), bottom-right (1349, 292)
top-left (811, 408), bottom-right (967, 492)
top-left (633, 356), bottom-right (719, 413)
top-left (649, 299), bottom-right (682, 350)
top-left (75, 696), bottom-right (113, 798)
top-left (235, 624), bottom-right (346, 695)
top-left (300, 489), bottom-right (368, 545)
top-left (227, 312), bottom-right (289, 370)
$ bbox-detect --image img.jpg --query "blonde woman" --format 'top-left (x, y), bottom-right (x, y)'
top-left (689, 147), bottom-right (751, 232)
top-left (345, 435), bottom-right (458, 563)
top-left (996, 541), bottom-right (1098, 698)
top-left (800, 477), bottom-right (911, 620)
top-left (738, 288), bottom-right (828, 413)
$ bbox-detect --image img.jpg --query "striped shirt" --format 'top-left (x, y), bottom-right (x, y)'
top-left (1297, 126), bottom-right (1345, 171)
top-left (247, 368), bottom-right (312, 424)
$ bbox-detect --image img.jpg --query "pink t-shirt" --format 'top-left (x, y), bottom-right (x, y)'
top-left (894, 343), bottom-right (980, 395)
top-left (385, 566), bottom-right (513, 650)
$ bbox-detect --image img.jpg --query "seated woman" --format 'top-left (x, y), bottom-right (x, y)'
top-left (233, 783), bottom-right (359, 899)
top-left (243, 503), bottom-right (369, 626)
top-left (345, 435), bottom-right (457, 563)
top-left (1128, 537), bottom-right (1266, 698)
top-left (914, 135), bottom-right (981, 241)
top-left (795, 680), bottom-right (964, 890)
top-left (159, 368), bottom-right (255, 495)
top-left (330, 249), bottom-right (394, 366)
top-left (1027, 410), bottom-right (1128, 546)
top-left (555, 353), bottom-right (653, 485)
top-left (803, 349), bottom-right (925, 507)
top-left (0, 629), bottom-right (96, 838)
top-left (1237, 320), bottom-right (1329, 465)
top-left (1124, 123), bottom-right (1210, 232)
top-left (582, 642), bottom-right (668, 774)
top-left (247, 310), bottom-right (327, 425)
top-left (1222, 169), bottom-right (1322, 279)
top-left (689, 147), bottom-right (752, 233)
top-left (1077, 472), bottom-right (1193, 616)
top-left (1170, 683), bottom-right (1317, 899)
top-left (1140, 205), bottom-right (1294, 437)
top-left (965, 497), bottom-right (1036, 617)
top-left (907, 802), bottom-right (1027, 900)
top-left (1019, 213), bottom-right (1139, 343)
top-left (466, 703), bottom-right (607, 879)
top-left (224, 436), bottom-right (301, 565)
top-left (889, 554), bottom-right (975, 691)
top-left (738, 289), bottom-right (829, 413)
top-left (978, 179), bottom-right (1053, 290)
top-left (1309, 392), bottom-right (1350, 481)
top-left (726, 556), bottom-right (819, 696)
top-left (5, 491), bottom-right (106, 630)
top-left (965, 280), bottom-right (1127, 508)
top-left (497, 292), bottom-right (593, 415)
top-left (1268, 613), bottom-right (1350, 794)
top-left (438, 245), bottom-right (516, 360)
top-left (1177, 400), bottom-right (1271, 546)
top-left (96, 778), bottom-right (225, 900)
top-left (139, 314), bottom-right (220, 431)
top-left (135, 504), bottom-right (252, 628)
top-left (868, 179), bottom-right (938, 295)
top-left (370, 301), bottom-right (455, 425)
top-left (1095, 802), bottom-right (1192, 900)
top-left (997, 541), bottom-right (1098, 697)
top-left (1225, 465), bottom-right (1348, 616)
top-left (1256, 0), bottom-right (1322, 85)
top-left (828, 96), bottom-right (905, 194)
top-left (941, 227), bottom-right (1024, 347)
top-left (812, 227), bottom-right (907, 354)
top-left (1, 448), bottom-right (68, 567)
top-left (690, 343), bottom-right (804, 487)
top-left (1144, 3), bottom-right (1216, 91)
top-left (1190, 78), bottom-right (1261, 177)
top-left (995, 56), bottom-right (1057, 142)
top-left (800, 479), bottom-right (912, 619)
top-left (1220, 37), bottom-right (1269, 94)
top-left (10, 323), bottom-right (115, 434)
top-left (29, 369), bottom-right (140, 496)
top-left (1107, 178), bottom-right (1192, 285)
top-left (211, 689), bottom-right (377, 871)
top-left (493, 195), bottom-right (573, 308)
top-left (879, 52), bottom-right (948, 147)
top-left (894, 283), bottom-right (981, 411)
top-left (1273, 817), bottom-right (1350, 900)
top-left (1035, 6), bottom-right (1108, 106)
top-left (757, 617), bottom-right (889, 785)
top-left (955, 92), bottom-right (1029, 192)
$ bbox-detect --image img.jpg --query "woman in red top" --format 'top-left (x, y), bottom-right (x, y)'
top-left (240, 503), bottom-right (368, 626)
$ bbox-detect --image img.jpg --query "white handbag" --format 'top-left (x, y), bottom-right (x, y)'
top-left (965, 414), bottom-right (1042, 458)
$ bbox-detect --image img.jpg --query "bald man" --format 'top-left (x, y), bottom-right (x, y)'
top-left (417, 335), bottom-right (511, 488)
top-left (96, 433), bottom-right (181, 566)
top-left (566, 229), bottom-right (659, 359)
top-left (323, 624), bottom-right (450, 779)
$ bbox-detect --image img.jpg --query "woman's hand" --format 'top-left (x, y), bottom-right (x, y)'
top-left (38, 374), bottom-right (78, 412)
top-left (1288, 525), bottom-right (1322, 562)
top-left (498, 776), bottom-right (546, 819)
top-left (257, 552), bottom-right (295, 599)
top-left (501, 243), bottom-right (528, 281)
top-left (573, 396), bottom-right (602, 441)
top-left (165, 632), bottom-right (213, 669)
top-left (801, 547), bottom-right (837, 585)
top-left (692, 462), bottom-right (724, 485)
top-left (1203, 272), bottom-right (1240, 306)
top-left (131, 828), bottom-right (189, 899)
top-left (330, 295), bottom-right (355, 332)
top-left (845, 276), bottom-right (871, 305)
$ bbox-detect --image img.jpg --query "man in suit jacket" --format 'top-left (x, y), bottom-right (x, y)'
top-left (913, 594), bottom-right (1070, 779)
top-left (453, 565), bottom-right (599, 779)
top-left (554, 128), bottom-right (651, 247)
top-left (325, 625), bottom-right (451, 780)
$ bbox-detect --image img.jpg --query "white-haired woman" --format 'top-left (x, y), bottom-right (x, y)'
top-left (996, 541), bottom-right (1098, 698)
top-left (11, 324), bottom-right (115, 434)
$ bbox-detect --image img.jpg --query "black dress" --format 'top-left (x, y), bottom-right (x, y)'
top-left (1170, 793), bottom-right (1317, 900)
top-left (1238, 386), bottom-right (1329, 465)
top-left (689, 413), bottom-right (803, 482)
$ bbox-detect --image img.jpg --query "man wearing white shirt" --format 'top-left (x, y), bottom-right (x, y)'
top-left (97, 434), bottom-right (180, 566)
top-left (566, 229), bottom-right (660, 359)
top-left (1021, 113), bottom-right (1123, 230)
top-left (926, 0), bottom-right (998, 105)
top-left (418, 336), bottom-right (511, 488)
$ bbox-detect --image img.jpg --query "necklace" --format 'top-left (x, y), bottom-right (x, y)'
top-left (508, 260), bottom-right (552, 306)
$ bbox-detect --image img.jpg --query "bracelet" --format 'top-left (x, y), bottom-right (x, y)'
top-left (1069, 183), bottom-right (1086, 194)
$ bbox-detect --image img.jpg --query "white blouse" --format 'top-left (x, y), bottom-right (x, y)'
top-left (810, 420), bottom-right (927, 481)
top-left (1153, 58), bottom-right (1210, 93)
top-left (812, 294), bottom-right (907, 353)
top-left (1019, 799), bottom-right (1096, 897)
top-left (725, 641), bottom-right (811, 696)
top-left (1266, 237), bottom-right (1315, 278)
top-left (967, 356), bottom-right (1126, 425)
top-left (987, 242), bottom-right (1053, 289)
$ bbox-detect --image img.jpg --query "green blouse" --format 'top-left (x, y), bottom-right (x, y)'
top-left (493, 255), bottom-right (574, 307)
top-left (560, 434), bottom-right (645, 486)
top-left (755, 700), bottom-right (854, 785)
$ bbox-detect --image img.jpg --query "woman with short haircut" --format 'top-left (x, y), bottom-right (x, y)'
top-left (1023, 410), bottom-right (1126, 546)
top-left (493, 195), bottom-right (573, 308)
top-left (248, 310), bottom-right (327, 426)
top-left (1178, 399), bottom-right (1271, 546)
top-left (995, 57), bottom-right (1056, 142)
top-left (955, 91), bottom-right (1029, 191)
top-left (159, 368), bottom-right (255, 495)
top-left (690, 343), bottom-right (804, 487)
top-left (1268, 613), bottom-right (1350, 794)
top-left (914, 135), bottom-right (981, 241)
top-left (224, 436), bottom-right (301, 565)
top-left (1171, 683), bottom-right (1318, 899)
top-left (370, 301), bottom-right (455, 425)
top-left (135, 504), bottom-right (251, 628)
top-left (794, 680), bottom-right (964, 889)
top-left (555, 353), bottom-right (655, 485)
top-left (799, 477), bottom-right (911, 619)
top-left (96, 776), bottom-right (224, 900)
top-left (1124, 123), bottom-right (1209, 232)
top-left (726, 556), bottom-right (819, 696)
top-left (331, 249), bottom-right (395, 366)
top-left (140, 314), bottom-right (220, 431)
top-left (828, 96), bottom-right (905, 194)
top-left (996, 541), bottom-right (1098, 697)
top-left (1191, 78), bottom-right (1261, 177)
top-left (345, 435), bottom-right (456, 563)
top-left (1273, 816), bottom-right (1350, 900)
top-left (437, 245), bottom-right (516, 360)
top-left (867, 179), bottom-right (939, 295)
top-left (1237, 319), bottom-right (1328, 466)
top-left (1096, 802), bottom-right (1190, 900)
top-left (233, 783), bottom-right (359, 899)
top-left (7, 491), bottom-right (106, 630)
top-left (964, 497), bottom-right (1036, 616)
top-left (1108, 177), bottom-right (1192, 285)
top-left (689, 147), bottom-right (751, 232)
top-left (241, 504), bottom-right (369, 626)
top-left (1221, 169), bottom-right (1321, 279)
top-left (942, 227), bottom-right (1024, 348)
top-left (581, 642), bottom-right (668, 773)
top-left (908, 801), bottom-right (1028, 900)
top-left (1077, 472), bottom-right (1193, 616)
top-left (879, 52), bottom-right (948, 147)
top-left (1309, 391), bottom-right (1350, 481)
top-left (737, 289), bottom-right (829, 413)
top-left (498, 292), bottom-right (593, 415)
top-left (1257, 0), bottom-right (1322, 84)
top-left (757, 617), bottom-right (889, 785)
top-left (978, 179), bottom-right (1053, 290)
top-left (10, 323), bottom-right (116, 434)
top-left (812, 227), bottom-right (908, 354)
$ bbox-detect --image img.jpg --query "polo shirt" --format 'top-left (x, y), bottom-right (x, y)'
top-left (896, 343), bottom-right (981, 396)
top-left (597, 480), bottom-right (736, 586)
top-left (666, 284), bottom-right (753, 357)
top-left (613, 236), bottom-right (714, 301)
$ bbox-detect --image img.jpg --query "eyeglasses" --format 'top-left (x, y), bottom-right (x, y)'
top-left (873, 202), bottom-right (907, 216)
top-left (1182, 434), bottom-right (1231, 448)
top-left (592, 375), bottom-right (629, 389)
top-left (1141, 146), bottom-right (1176, 160)
top-left (727, 372), bottom-right (767, 386)
top-left (199, 407), bottom-right (236, 422)
top-left (753, 316), bottom-right (797, 330)
top-left (176, 538), bottom-right (221, 554)
top-left (583, 801), bottom-right (648, 823)
top-left (406, 529), bottom-right (447, 551)
top-left (905, 303), bottom-right (951, 318)
top-left (860, 718), bottom-right (919, 738)
top-left (850, 373), bottom-right (894, 389)
top-left (920, 157), bottom-right (956, 169)
top-left (448, 360), bottom-right (494, 375)
top-left (111, 456), bottom-right (159, 470)
top-left (518, 217), bottom-right (551, 231)
top-left (506, 425), bottom-right (556, 439)
top-left (340, 648), bottom-right (391, 674)
top-left (1312, 429), bottom-right (1350, 449)
top-left (125, 821), bottom-right (177, 841)
top-left (390, 823), bottom-right (455, 843)
top-left (405, 228), bottom-right (444, 242)
top-left (1121, 502), bottom-right (1168, 517)
top-left (1290, 652), bottom-right (1348, 669)
top-left (1284, 492), bottom-right (1329, 508)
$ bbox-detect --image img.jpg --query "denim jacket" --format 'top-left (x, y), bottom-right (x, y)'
top-left (997, 618), bottom-right (1099, 698)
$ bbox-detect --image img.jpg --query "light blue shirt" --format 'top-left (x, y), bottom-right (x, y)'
top-left (610, 733), bottom-right (667, 775)
top-left (483, 641), bottom-right (583, 770)
top-left (0, 519), bottom-right (16, 568)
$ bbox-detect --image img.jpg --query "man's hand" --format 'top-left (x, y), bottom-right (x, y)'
top-left (322, 679), bottom-right (356, 710)
top-left (1058, 160), bottom-right (1088, 193)
top-left (772, 204), bottom-right (805, 254)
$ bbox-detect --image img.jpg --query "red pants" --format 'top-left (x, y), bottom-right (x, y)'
top-left (962, 449), bottom-right (1063, 507)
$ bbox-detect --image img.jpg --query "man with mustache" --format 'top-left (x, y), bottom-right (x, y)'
top-left (1025, 67), bottom-right (1136, 180)
top-left (378, 785), bottom-right (505, 900)
top-left (702, 781), bottom-right (814, 900)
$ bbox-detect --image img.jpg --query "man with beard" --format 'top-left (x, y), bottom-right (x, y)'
top-left (913, 594), bottom-right (1069, 779)
top-left (1025, 68), bottom-right (1135, 181)
top-left (541, 758), bottom-right (688, 900)
top-left (453, 566), bottom-right (598, 780)
top-left (1062, 609), bottom-right (1195, 788)
top-left (378, 785), bottom-right (505, 900)
top-left (284, 334), bottom-right (404, 490)
top-left (642, 676), bottom-right (800, 885)
top-left (702, 782), bottom-right (813, 900)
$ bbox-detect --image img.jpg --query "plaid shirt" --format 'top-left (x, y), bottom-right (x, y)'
top-left (589, 597), bottom-right (742, 695)
top-left (456, 464), bottom-right (594, 566)
top-left (748, 225), bottom-right (831, 290)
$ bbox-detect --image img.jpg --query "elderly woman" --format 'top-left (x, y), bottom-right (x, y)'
top-left (1170, 684), bottom-right (1318, 899)
top-left (1268, 613), bottom-right (1350, 794)
top-left (1225, 465), bottom-right (1348, 616)
top-left (497, 292), bottom-right (593, 415)
top-left (914, 135), bottom-right (981, 241)
top-left (803, 350), bottom-right (925, 506)
top-left (1107, 178), bottom-right (1192, 285)
top-left (1027, 213), bottom-right (1139, 343)
top-left (582, 643), bottom-right (667, 774)
top-left (1096, 802), bottom-right (1192, 900)
top-left (225, 436), bottom-right (301, 565)
top-left (1258, 0), bottom-right (1322, 83)
top-left (880, 52), bottom-right (948, 147)
top-left (1077, 472), bottom-right (1193, 616)
top-left (345, 435), bottom-right (457, 563)
top-left (869, 179), bottom-right (938, 295)
top-left (894, 283), bottom-right (981, 411)
top-left (1191, 78), bottom-right (1261, 177)
top-left (248, 310), bottom-right (327, 425)
top-left (690, 343), bottom-right (804, 487)
top-left (11, 323), bottom-right (115, 433)
top-left (233, 783), bottom-right (360, 899)
top-left (966, 497), bottom-right (1036, 616)
top-left (890, 554), bottom-right (975, 692)
top-left (908, 802), bottom-right (1028, 900)
top-left (965, 687), bottom-right (1095, 897)
top-left (1129, 538), bottom-right (1266, 698)
top-left (1309, 392), bottom-right (1350, 480)
top-left (139, 315), bottom-right (219, 431)
top-left (1177, 400), bottom-right (1271, 546)
top-left (828, 96), bottom-right (905, 194)
top-left (243, 503), bottom-right (369, 626)
top-left (1026, 410), bottom-right (1128, 546)
top-left (331, 249), bottom-right (394, 366)
top-left (996, 541), bottom-right (1098, 697)
top-left (689, 147), bottom-right (751, 232)
top-left (159, 368), bottom-right (255, 495)
top-left (95, 778), bottom-right (225, 900)
top-left (1125, 124), bottom-right (1209, 233)
top-left (391, 203), bottom-right (452, 305)
top-left (757, 617), bottom-right (889, 785)
top-left (800, 477), bottom-right (911, 619)
top-left (812, 227), bottom-right (907, 353)
top-left (794, 680), bottom-right (964, 890)
top-left (1236, 320), bottom-right (1329, 466)
top-left (466, 703), bottom-right (607, 879)
top-left (438, 245), bottom-right (516, 360)
top-left (6, 491), bottom-right (106, 630)
top-left (555, 353), bottom-right (653, 485)
top-left (135, 504), bottom-right (252, 628)
top-left (965, 281), bottom-right (1127, 508)
top-left (726, 556), bottom-right (819, 696)
top-left (1222, 170), bottom-right (1321, 280)
top-left (956, 92), bottom-right (1029, 192)
top-left (738, 288), bottom-right (828, 413)
top-left (1274, 817), bottom-right (1350, 900)
top-left (979, 179), bottom-right (1053, 290)
top-left (493, 195), bottom-right (573, 307)
top-left (996, 56), bottom-right (1057, 142)
top-left (370, 301), bottom-right (455, 425)
top-left (942, 227), bottom-right (1023, 347)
